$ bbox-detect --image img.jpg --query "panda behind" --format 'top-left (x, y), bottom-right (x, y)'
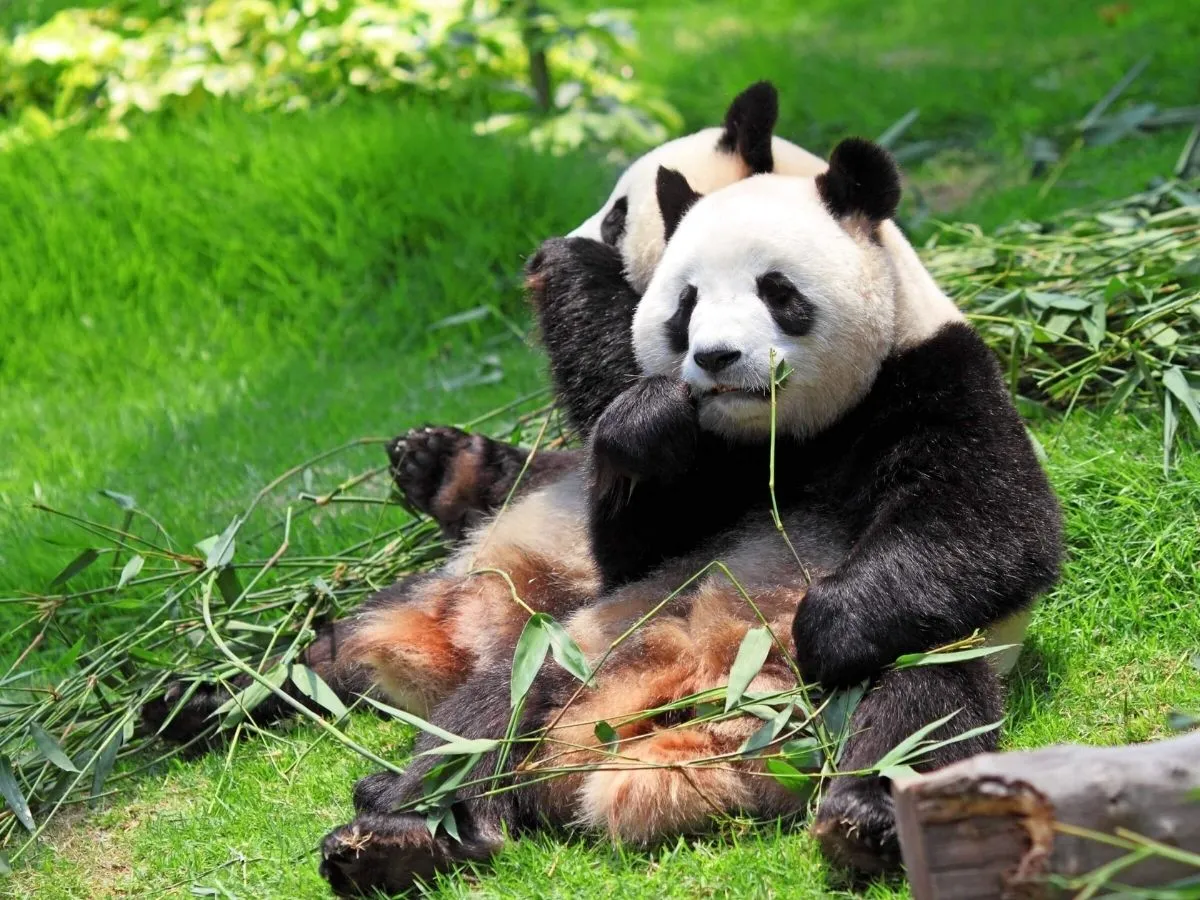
top-left (569, 80), bottom-right (828, 296)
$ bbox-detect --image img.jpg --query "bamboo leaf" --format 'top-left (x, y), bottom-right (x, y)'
top-left (873, 709), bottom-right (961, 772)
top-left (197, 518), bottom-right (239, 570)
top-left (781, 737), bottom-right (822, 770)
top-left (879, 764), bottom-right (919, 781)
top-left (1078, 55), bottom-right (1150, 131)
top-left (90, 729), bottom-right (123, 803)
top-left (99, 489), bottom-right (136, 510)
top-left (724, 627), bottom-right (773, 713)
top-left (0, 850), bottom-right (10, 875)
top-left (511, 613), bottom-right (551, 707)
top-left (116, 554), bottom-right (145, 591)
top-left (420, 738), bottom-right (500, 756)
top-left (359, 695), bottom-right (464, 744)
top-left (421, 753), bottom-right (481, 802)
top-left (48, 548), bottom-right (100, 589)
top-left (214, 665), bottom-right (287, 728)
top-left (1164, 392), bottom-right (1177, 477)
top-left (764, 758), bottom-right (814, 796)
top-left (893, 644), bottom-right (1017, 669)
top-left (290, 664), bottom-right (349, 721)
top-left (820, 684), bottom-right (866, 741)
top-left (876, 108), bottom-right (919, 149)
top-left (594, 721), bottom-right (618, 753)
top-left (1163, 367), bottom-right (1200, 430)
top-left (0, 755), bottom-right (35, 832)
top-left (30, 724), bottom-right (80, 773)
top-left (542, 616), bottom-right (591, 684)
top-left (739, 702), bottom-right (794, 756)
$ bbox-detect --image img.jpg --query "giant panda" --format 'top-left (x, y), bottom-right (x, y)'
top-left (145, 138), bottom-right (1062, 896)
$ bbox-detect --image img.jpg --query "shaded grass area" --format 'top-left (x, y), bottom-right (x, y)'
top-left (0, 100), bottom-right (606, 609)
top-left (8, 412), bottom-right (1198, 899)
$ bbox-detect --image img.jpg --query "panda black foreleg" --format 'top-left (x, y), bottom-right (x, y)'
top-left (813, 658), bottom-right (1003, 875)
top-left (387, 426), bottom-right (582, 542)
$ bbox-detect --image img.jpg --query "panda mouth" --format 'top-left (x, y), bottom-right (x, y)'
top-left (706, 384), bottom-right (771, 401)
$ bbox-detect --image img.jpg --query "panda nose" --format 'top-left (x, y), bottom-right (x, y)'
top-left (693, 347), bottom-right (742, 373)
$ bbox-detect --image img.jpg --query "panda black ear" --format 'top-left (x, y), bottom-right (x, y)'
top-left (717, 81), bottom-right (778, 174)
top-left (816, 138), bottom-right (901, 222)
top-left (657, 167), bottom-right (702, 242)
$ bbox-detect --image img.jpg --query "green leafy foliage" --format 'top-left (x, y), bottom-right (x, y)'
top-left (0, 0), bottom-right (680, 153)
top-left (926, 178), bottom-right (1200, 464)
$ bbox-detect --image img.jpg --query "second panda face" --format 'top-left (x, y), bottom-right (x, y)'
top-left (632, 174), bottom-right (898, 441)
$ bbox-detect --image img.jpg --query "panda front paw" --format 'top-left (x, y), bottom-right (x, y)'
top-left (792, 586), bottom-right (889, 689)
top-left (388, 426), bottom-right (484, 539)
top-left (590, 375), bottom-right (698, 485)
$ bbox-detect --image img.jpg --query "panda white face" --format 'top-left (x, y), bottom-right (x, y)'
top-left (568, 82), bottom-right (827, 296)
top-left (632, 174), bottom-right (898, 441)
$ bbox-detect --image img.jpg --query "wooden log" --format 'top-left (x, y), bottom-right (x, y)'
top-left (892, 730), bottom-right (1200, 900)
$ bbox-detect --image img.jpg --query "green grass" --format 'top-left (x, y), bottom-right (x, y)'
top-left (2, 0), bottom-right (1199, 895)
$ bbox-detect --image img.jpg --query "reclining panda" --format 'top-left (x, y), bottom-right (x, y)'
top-left (145, 90), bottom-right (1063, 896)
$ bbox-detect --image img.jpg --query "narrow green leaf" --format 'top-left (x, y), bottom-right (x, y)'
top-left (542, 616), bottom-right (592, 684)
top-left (739, 702), bottom-right (794, 756)
top-left (1083, 300), bottom-right (1107, 350)
top-left (359, 695), bottom-right (463, 743)
top-left (764, 758), bottom-right (814, 796)
top-left (90, 729), bottom-right (123, 802)
top-left (0, 755), bottom-right (35, 832)
top-left (116, 554), bottom-right (145, 591)
top-left (914, 720), bottom-right (1004, 762)
top-left (1100, 368), bottom-right (1144, 420)
top-left (421, 753), bottom-right (481, 802)
top-left (99, 489), bottom-right (136, 510)
top-left (1164, 392), bottom-right (1178, 477)
top-left (511, 614), bottom-right (551, 707)
top-left (876, 108), bottom-right (919, 149)
top-left (428, 306), bottom-right (491, 330)
top-left (873, 709), bottom-right (962, 772)
top-left (1078, 55), bottom-right (1150, 131)
top-left (0, 849), bottom-right (11, 876)
top-left (30, 724), bottom-right (80, 773)
top-left (879, 764), bottom-right (919, 781)
top-left (420, 738), bottom-right (500, 756)
top-left (820, 684), bottom-right (866, 741)
top-left (724, 627), bottom-right (773, 713)
top-left (781, 737), bottom-right (822, 770)
top-left (290, 664), bottom-right (349, 721)
top-left (214, 666), bottom-right (287, 728)
top-left (197, 518), bottom-right (239, 570)
top-left (216, 567), bottom-right (242, 604)
top-left (49, 548), bottom-right (100, 589)
top-left (1026, 291), bottom-right (1091, 311)
top-left (594, 721), bottom-right (618, 753)
top-left (893, 644), bottom-right (1017, 669)
top-left (1163, 367), bottom-right (1200, 431)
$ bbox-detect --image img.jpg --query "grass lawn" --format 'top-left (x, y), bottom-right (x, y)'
top-left (2, 0), bottom-right (1198, 896)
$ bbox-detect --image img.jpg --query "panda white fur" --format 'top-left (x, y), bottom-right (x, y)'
top-left (145, 135), bottom-right (1063, 895)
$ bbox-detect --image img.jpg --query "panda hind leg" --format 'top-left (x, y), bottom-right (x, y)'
top-left (813, 659), bottom-right (1003, 876)
top-left (387, 426), bottom-right (580, 542)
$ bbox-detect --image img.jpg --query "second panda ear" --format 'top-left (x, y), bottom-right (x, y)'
top-left (717, 81), bottom-right (778, 174)
top-left (657, 167), bottom-right (702, 242)
top-left (816, 138), bottom-right (901, 223)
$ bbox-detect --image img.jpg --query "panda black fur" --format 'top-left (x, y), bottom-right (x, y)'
top-left (141, 132), bottom-right (1062, 894)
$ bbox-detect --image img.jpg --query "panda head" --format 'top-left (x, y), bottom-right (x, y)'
top-left (632, 138), bottom-right (913, 442)
top-left (569, 81), bottom-right (827, 295)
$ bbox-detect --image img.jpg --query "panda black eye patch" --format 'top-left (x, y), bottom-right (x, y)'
top-left (600, 196), bottom-right (628, 247)
top-left (664, 284), bottom-right (699, 353)
top-left (756, 271), bottom-right (815, 336)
